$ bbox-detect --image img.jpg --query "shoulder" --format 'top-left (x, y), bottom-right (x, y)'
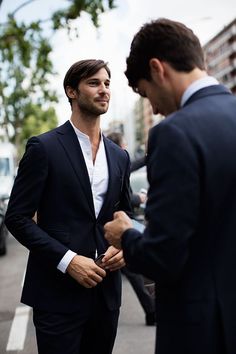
top-left (28, 121), bottom-right (71, 146)
top-left (148, 112), bottom-right (196, 158)
top-left (104, 136), bottom-right (129, 158)
top-left (104, 136), bottom-right (130, 172)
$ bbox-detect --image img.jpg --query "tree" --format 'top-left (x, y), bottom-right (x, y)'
top-left (0, 0), bottom-right (116, 156)
top-left (0, 15), bottom-right (58, 154)
top-left (19, 103), bottom-right (58, 156)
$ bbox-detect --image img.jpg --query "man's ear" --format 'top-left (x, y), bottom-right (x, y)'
top-left (149, 58), bottom-right (165, 82)
top-left (65, 86), bottom-right (77, 99)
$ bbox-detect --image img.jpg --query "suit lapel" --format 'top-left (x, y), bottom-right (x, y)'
top-left (97, 137), bottom-right (119, 220)
top-left (56, 121), bottom-right (95, 215)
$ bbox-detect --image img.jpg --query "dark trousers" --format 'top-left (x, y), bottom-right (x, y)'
top-left (33, 290), bottom-right (119, 354)
top-left (122, 267), bottom-right (155, 315)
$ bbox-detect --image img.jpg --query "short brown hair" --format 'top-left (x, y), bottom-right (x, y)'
top-left (63, 59), bottom-right (111, 105)
top-left (125, 18), bottom-right (205, 92)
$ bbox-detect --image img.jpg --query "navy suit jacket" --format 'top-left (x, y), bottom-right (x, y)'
top-left (122, 85), bottom-right (236, 354)
top-left (5, 121), bottom-right (132, 313)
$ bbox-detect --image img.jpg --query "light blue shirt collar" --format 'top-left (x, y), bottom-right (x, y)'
top-left (180, 76), bottom-right (219, 107)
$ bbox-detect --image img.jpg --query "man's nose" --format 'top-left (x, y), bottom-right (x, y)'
top-left (98, 83), bottom-right (109, 93)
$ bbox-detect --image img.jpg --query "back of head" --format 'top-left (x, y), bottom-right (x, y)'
top-left (63, 59), bottom-right (111, 105)
top-left (125, 18), bottom-right (205, 92)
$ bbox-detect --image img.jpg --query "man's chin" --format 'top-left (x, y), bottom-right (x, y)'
top-left (99, 106), bottom-right (109, 115)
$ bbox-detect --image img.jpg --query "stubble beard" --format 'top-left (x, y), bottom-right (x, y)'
top-left (77, 93), bottom-right (109, 118)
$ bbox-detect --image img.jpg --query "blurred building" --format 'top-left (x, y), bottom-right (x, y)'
top-left (132, 97), bottom-right (164, 158)
top-left (106, 119), bottom-right (124, 135)
top-left (204, 18), bottom-right (236, 94)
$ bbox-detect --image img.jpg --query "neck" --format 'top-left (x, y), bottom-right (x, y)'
top-left (70, 112), bottom-right (101, 143)
top-left (172, 68), bottom-right (208, 107)
top-left (70, 113), bottom-right (101, 163)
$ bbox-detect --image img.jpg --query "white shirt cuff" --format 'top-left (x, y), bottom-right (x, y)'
top-left (57, 250), bottom-right (77, 273)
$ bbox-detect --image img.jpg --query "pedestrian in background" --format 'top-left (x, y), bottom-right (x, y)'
top-left (5, 59), bottom-right (132, 354)
top-left (107, 131), bottom-right (156, 326)
top-left (104, 18), bottom-right (236, 354)
top-left (106, 132), bottom-right (147, 207)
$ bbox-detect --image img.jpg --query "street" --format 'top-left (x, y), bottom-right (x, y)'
top-left (0, 234), bottom-right (155, 354)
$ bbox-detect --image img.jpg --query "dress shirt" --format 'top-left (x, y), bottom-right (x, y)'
top-left (57, 120), bottom-right (109, 273)
top-left (180, 76), bottom-right (219, 107)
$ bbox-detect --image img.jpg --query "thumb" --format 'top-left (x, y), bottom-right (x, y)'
top-left (113, 211), bottom-right (125, 220)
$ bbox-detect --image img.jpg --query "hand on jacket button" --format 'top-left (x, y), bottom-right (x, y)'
top-left (67, 255), bottom-right (106, 288)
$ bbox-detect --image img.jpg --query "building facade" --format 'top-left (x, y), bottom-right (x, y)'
top-left (204, 18), bottom-right (236, 94)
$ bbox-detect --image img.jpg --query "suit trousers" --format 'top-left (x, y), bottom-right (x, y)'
top-left (33, 288), bottom-right (119, 354)
top-left (121, 267), bottom-right (155, 315)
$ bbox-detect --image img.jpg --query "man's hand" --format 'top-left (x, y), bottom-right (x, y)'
top-left (100, 245), bottom-right (125, 271)
top-left (104, 211), bottom-right (133, 249)
top-left (67, 255), bottom-right (106, 288)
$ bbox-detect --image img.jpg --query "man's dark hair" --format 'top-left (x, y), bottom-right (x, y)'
top-left (125, 18), bottom-right (205, 92)
top-left (63, 59), bottom-right (111, 105)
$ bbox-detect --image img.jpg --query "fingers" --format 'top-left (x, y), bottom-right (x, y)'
top-left (104, 231), bottom-right (122, 249)
top-left (102, 250), bottom-right (126, 271)
top-left (104, 211), bottom-right (133, 249)
top-left (103, 245), bottom-right (119, 259)
top-left (107, 257), bottom-right (125, 272)
top-left (82, 270), bottom-right (105, 288)
top-left (67, 255), bottom-right (106, 288)
top-left (113, 210), bottom-right (126, 219)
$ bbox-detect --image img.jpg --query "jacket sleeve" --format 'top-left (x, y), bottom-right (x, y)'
top-left (5, 137), bottom-right (69, 267)
top-left (122, 121), bottom-right (200, 285)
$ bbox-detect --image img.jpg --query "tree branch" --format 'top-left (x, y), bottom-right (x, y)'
top-left (12, 0), bottom-right (38, 16)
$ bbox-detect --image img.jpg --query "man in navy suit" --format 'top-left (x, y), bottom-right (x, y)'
top-left (5, 59), bottom-right (132, 354)
top-left (104, 18), bottom-right (236, 354)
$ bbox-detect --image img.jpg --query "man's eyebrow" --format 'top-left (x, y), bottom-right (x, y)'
top-left (86, 78), bottom-right (110, 82)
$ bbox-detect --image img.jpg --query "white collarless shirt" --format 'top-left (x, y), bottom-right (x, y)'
top-left (57, 120), bottom-right (109, 273)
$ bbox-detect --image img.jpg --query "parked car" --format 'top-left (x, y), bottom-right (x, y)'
top-left (0, 142), bottom-right (17, 255)
top-left (130, 167), bottom-right (148, 221)
top-left (130, 166), bottom-right (148, 194)
top-left (0, 142), bottom-right (16, 197)
top-left (0, 195), bottom-right (9, 256)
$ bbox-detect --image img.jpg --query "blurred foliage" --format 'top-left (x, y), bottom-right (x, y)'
top-left (52, 0), bottom-right (116, 31)
top-left (0, 15), bottom-right (58, 157)
top-left (0, 0), bottom-right (116, 157)
top-left (19, 104), bottom-right (58, 157)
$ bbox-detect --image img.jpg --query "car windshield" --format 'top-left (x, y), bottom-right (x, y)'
top-left (0, 158), bottom-right (10, 176)
top-left (130, 167), bottom-right (148, 193)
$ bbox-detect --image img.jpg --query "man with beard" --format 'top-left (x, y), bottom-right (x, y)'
top-left (5, 59), bottom-right (132, 354)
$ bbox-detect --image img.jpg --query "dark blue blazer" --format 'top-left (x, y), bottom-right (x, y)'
top-left (122, 85), bottom-right (236, 354)
top-left (5, 121), bottom-right (132, 313)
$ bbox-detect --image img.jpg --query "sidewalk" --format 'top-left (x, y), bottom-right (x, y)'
top-left (113, 275), bottom-right (156, 354)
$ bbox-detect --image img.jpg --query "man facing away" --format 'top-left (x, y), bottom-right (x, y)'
top-left (5, 59), bottom-right (132, 354)
top-left (104, 18), bottom-right (236, 354)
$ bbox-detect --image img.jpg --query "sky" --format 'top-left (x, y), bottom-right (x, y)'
top-left (1, 0), bottom-right (236, 130)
